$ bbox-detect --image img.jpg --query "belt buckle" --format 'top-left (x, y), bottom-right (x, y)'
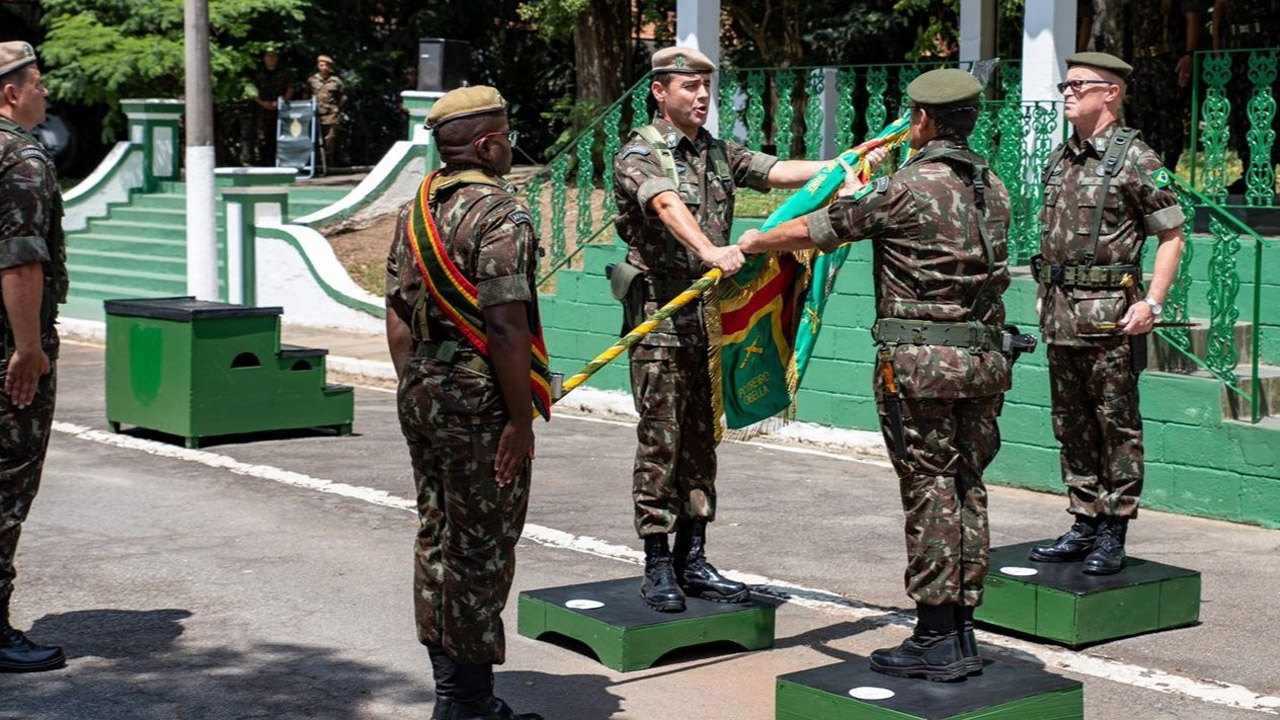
top-left (1050, 266), bottom-right (1066, 286)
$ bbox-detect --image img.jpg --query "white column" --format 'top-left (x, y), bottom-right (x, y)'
top-left (959, 0), bottom-right (997, 64)
top-left (676, 0), bottom-right (721, 137)
top-left (1021, 0), bottom-right (1076, 144)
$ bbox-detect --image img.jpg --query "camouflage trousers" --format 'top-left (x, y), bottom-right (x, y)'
top-left (629, 343), bottom-right (717, 537)
top-left (398, 357), bottom-right (530, 666)
top-left (1048, 341), bottom-right (1144, 519)
top-left (319, 123), bottom-right (339, 169)
top-left (880, 394), bottom-right (1002, 608)
top-left (0, 363), bottom-right (57, 607)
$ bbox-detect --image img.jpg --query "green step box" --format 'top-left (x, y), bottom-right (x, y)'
top-left (976, 541), bottom-right (1201, 647)
top-left (776, 657), bottom-right (1083, 720)
top-left (516, 577), bottom-right (777, 672)
top-left (104, 297), bottom-right (354, 448)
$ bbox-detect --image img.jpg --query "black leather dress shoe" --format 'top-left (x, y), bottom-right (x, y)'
top-left (0, 627), bottom-right (66, 673)
top-left (1028, 516), bottom-right (1099, 562)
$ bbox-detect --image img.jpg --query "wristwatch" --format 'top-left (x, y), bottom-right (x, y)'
top-left (1143, 297), bottom-right (1163, 316)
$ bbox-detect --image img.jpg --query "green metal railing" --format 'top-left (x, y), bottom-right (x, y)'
top-left (1163, 177), bottom-right (1275, 423)
top-left (1188, 47), bottom-right (1279, 207)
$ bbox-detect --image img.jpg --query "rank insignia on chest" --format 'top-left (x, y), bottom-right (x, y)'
top-left (1150, 167), bottom-right (1172, 189)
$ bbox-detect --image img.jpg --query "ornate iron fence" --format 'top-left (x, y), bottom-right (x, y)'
top-left (1188, 47), bottom-right (1279, 207)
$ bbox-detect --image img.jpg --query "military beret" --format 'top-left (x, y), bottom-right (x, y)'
top-left (317, 54), bottom-right (335, 65)
top-left (651, 46), bottom-right (716, 75)
top-left (906, 68), bottom-right (982, 107)
top-left (0, 41), bottom-right (38, 80)
top-left (425, 85), bottom-right (506, 129)
top-left (1066, 51), bottom-right (1133, 80)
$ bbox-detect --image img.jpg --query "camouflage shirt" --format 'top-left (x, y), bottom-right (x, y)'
top-left (1129, 0), bottom-right (1200, 56)
top-left (385, 166), bottom-right (542, 347)
top-left (254, 68), bottom-right (292, 107)
top-left (307, 73), bottom-right (345, 124)
top-left (613, 116), bottom-right (777, 346)
top-left (1037, 123), bottom-right (1185, 346)
top-left (1220, 0), bottom-right (1279, 48)
top-left (0, 117), bottom-right (66, 355)
top-left (805, 138), bottom-right (1013, 400)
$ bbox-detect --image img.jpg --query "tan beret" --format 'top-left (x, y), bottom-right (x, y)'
top-left (907, 68), bottom-right (982, 106)
top-left (1066, 52), bottom-right (1133, 80)
top-left (425, 85), bottom-right (506, 129)
top-left (0, 41), bottom-right (38, 80)
top-left (651, 46), bottom-right (715, 75)
top-left (317, 55), bottom-right (335, 65)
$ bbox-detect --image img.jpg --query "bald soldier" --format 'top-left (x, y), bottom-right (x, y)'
top-left (739, 69), bottom-right (1016, 682)
top-left (1028, 53), bottom-right (1185, 574)
top-left (0, 41), bottom-right (68, 673)
top-left (386, 86), bottom-right (545, 720)
top-left (613, 47), bottom-right (834, 613)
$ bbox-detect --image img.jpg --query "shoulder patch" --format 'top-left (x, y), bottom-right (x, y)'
top-left (850, 176), bottom-right (889, 202)
top-left (873, 176), bottom-right (890, 193)
top-left (508, 209), bottom-right (533, 226)
top-left (1149, 166), bottom-right (1173, 189)
top-left (620, 146), bottom-right (652, 159)
top-left (18, 147), bottom-right (49, 164)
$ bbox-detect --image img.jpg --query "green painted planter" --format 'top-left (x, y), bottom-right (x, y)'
top-left (976, 541), bottom-right (1201, 647)
top-left (104, 297), bottom-right (353, 448)
top-left (776, 658), bottom-right (1083, 720)
top-left (517, 577), bottom-right (777, 672)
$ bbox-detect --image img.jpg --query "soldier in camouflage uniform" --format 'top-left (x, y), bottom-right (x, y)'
top-left (740, 69), bottom-right (1015, 682)
top-left (306, 54), bottom-right (344, 173)
top-left (385, 86), bottom-right (543, 720)
top-left (1030, 53), bottom-right (1186, 575)
top-left (0, 41), bottom-right (68, 674)
top-left (612, 47), bottom-right (832, 613)
top-left (1125, 0), bottom-right (1201, 173)
top-left (250, 47), bottom-right (293, 166)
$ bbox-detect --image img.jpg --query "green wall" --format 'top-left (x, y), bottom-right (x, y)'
top-left (539, 224), bottom-right (1280, 529)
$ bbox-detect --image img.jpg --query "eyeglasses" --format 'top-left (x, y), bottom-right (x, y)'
top-left (1056, 79), bottom-right (1115, 94)
top-left (473, 130), bottom-right (519, 149)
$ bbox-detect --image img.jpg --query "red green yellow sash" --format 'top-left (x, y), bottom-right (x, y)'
top-left (407, 170), bottom-right (552, 419)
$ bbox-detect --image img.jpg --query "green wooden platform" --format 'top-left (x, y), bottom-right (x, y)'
top-left (776, 657), bottom-right (1083, 720)
top-left (975, 541), bottom-right (1201, 647)
top-left (517, 577), bottom-right (776, 672)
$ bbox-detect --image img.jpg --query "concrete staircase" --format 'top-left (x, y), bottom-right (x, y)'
top-left (64, 182), bottom-right (350, 321)
top-left (1151, 322), bottom-right (1280, 425)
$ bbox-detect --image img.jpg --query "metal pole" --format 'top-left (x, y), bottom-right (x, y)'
top-left (185, 0), bottom-right (220, 300)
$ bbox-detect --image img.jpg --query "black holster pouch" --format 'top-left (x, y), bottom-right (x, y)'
top-left (1001, 324), bottom-right (1038, 364)
top-left (607, 261), bottom-right (647, 337)
top-left (1130, 334), bottom-right (1149, 375)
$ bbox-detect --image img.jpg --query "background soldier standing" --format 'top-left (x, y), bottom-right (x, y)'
top-left (1125, 0), bottom-right (1201, 173)
top-left (1029, 53), bottom-right (1186, 575)
top-left (306, 54), bottom-right (345, 173)
top-left (612, 46), bottom-right (832, 614)
top-left (739, 69), bottom-right (1015, 682)
top-left (0, 40), bottom-right (68, 674)
top-left (385, 86), bottom-right (545, 720)
top-left (251, 46), bottom-right (293, 166)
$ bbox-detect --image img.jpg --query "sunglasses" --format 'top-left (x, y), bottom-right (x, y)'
top-left (1056, 79), bottom-right (1114, 94)
top-left (473, 129), bottom-right (519, 149)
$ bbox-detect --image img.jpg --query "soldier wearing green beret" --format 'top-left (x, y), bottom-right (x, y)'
top-left (740, 68), bottom-right (1015, 681)
top-left (613, 46), bottom-right (834, 614)
top-left (1028, 52), bottom-right (1186, 574)
top-left (0, 40), bottom-right (68, 674)
top-left (386, 85), bottom-right (545, 720)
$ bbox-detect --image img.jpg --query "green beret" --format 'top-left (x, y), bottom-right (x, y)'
top-left (426, 85), bottom-right (506, 129)
top-left (1066, 52), bottom-right (1133, 80)
top-left (907, 68), bottom-right (982, 106)
top-left (651, 46), bottom-right (716, 75)
top-left (0, 41), bottom-right (38, 80)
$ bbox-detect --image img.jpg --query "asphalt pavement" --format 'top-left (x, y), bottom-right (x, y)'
top-left (1, 339), bottom-right (1278, 720)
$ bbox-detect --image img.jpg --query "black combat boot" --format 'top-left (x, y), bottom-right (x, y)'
top-left (673, 520), bottom-right (750, 603)
top-left (0, 597), bottom-right (66, 673)
top-left (428, 646), bottom-right (458, 720)
top-left (869, 603), bottom-right (968, 682)
top-left (1028, 515), bottom-right (1100, 562)
top-left (446, 662), bottom-right (543, 720)
top-left (955, 605), bottom-right (982, 675)
top-left (641, 535), bottom-right (686, 612)
top-left (1082, 517), bottom-right (1128, 575)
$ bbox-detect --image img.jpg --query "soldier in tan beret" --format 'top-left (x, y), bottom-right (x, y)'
top-left (613, 46), bottom-right (837, 613)
top-left (305, 54), bottom-right (344, 173)
top-left (0, 40), bottom-right (68, 674)
top-left (386, 85), bottom-right (544, 720)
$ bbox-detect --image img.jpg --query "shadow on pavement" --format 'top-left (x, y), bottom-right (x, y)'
top-left (501, 669), bottom-right (624, 719)
top-left (0, 608), bottom-right (434, 720)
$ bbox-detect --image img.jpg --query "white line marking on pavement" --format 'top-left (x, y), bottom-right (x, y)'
top-left (52, 421), bottom-right (1280, 715)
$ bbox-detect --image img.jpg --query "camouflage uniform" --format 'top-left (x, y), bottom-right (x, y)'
top-left (1218, 0), bottom-right (1280, 179)
top-left (252, 66), bottom-right (292, 166)
top-left (1037, 123), bottom-right (1185, 519)
top-left (807, 138), bottom-right (1013, 607)
top-left (0, 117), bottom-right (67, 610)
top-left (612, 116), bottom-right (777, 538)
top-left (307, 73), bottom-right (344, 166)
top-left (385, 167), bottom-right (542, 665)
top-left (1125, 0), bottom-right (1200, 171)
